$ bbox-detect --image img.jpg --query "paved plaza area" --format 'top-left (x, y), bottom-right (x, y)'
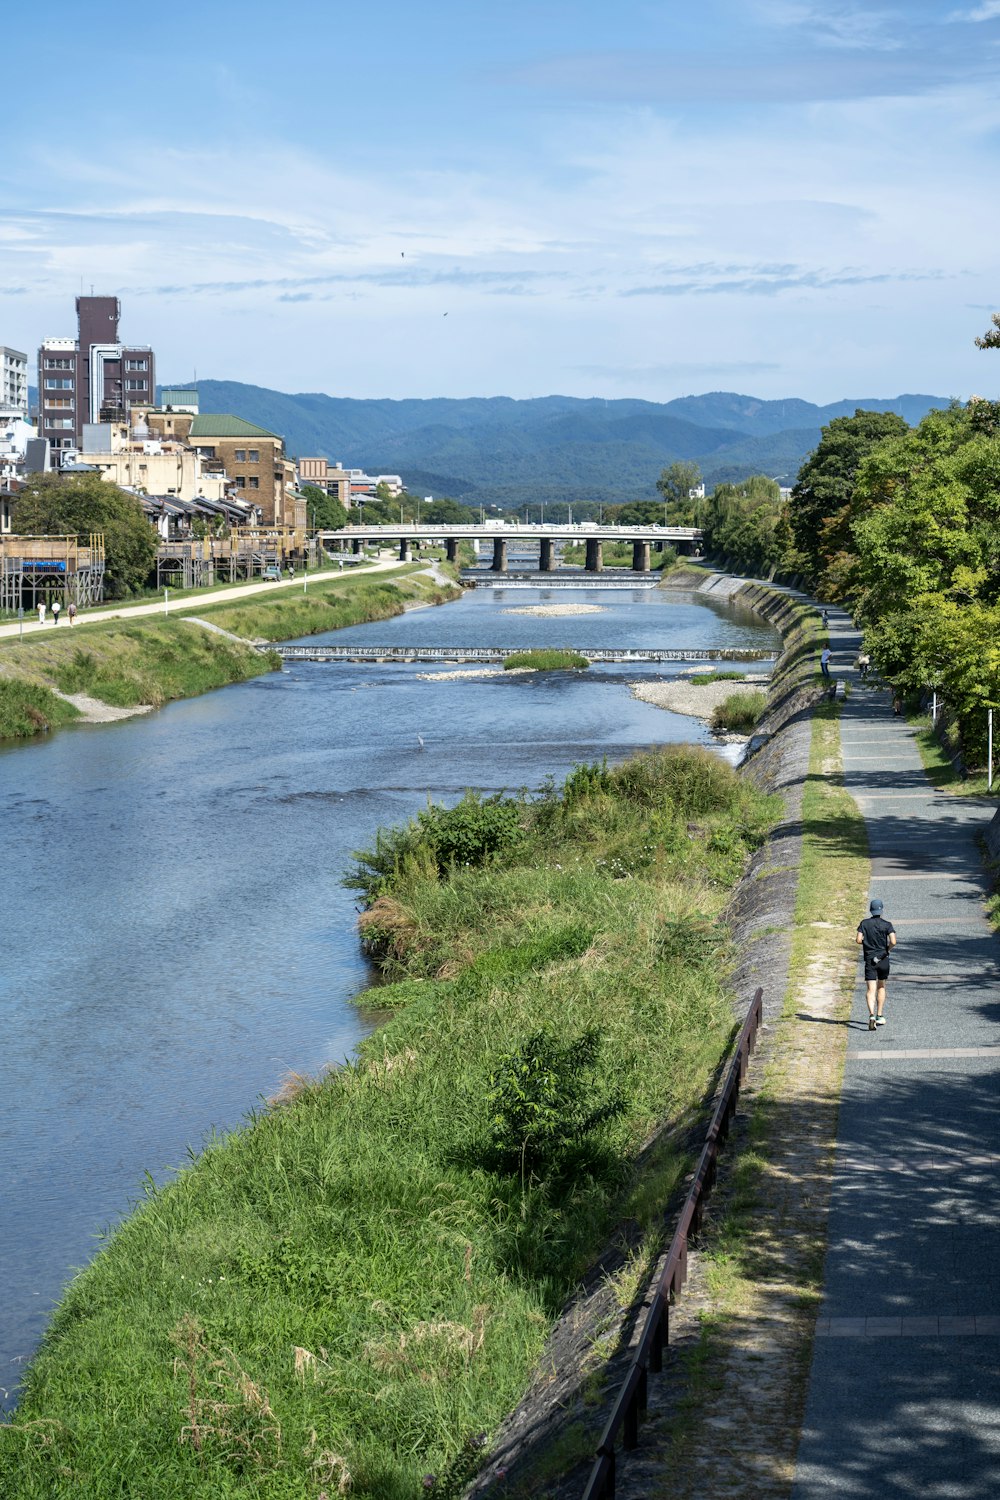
top-left (792, 610), bottom-right (1000, 1498)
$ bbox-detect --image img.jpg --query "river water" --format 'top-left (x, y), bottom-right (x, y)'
top-left (0, 581), bottom-right (778, 1406)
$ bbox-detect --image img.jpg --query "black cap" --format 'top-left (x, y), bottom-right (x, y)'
top-left (869, 899), bottom-right (883, 914)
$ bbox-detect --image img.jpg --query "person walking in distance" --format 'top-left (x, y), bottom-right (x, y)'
top-left (856, 898), bottom-right (897, 1030)
top-left (52, 598), bottom-right (61, 625)
top-left (820, 645), bottom-right (832, 679)
top-left (68, 601), bottom-right (77, 625)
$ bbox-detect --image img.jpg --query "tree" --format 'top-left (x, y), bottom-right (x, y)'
top-left (606, 500), bottom-right (665, 526)
top-left (422, 497), bottom-right (475, 525)
top-left (12, 473), bottom-right (158, 599)
top-left (656, 461), bottom-right (702, 515)
top-left (975, 312), bottom-right (1000, 350)
top-left (789, 409), bottom-right (908, 595)
top-left (300, 484), bottom-right (347, 530)
top-left (702, 476), bottom-right (792, 576)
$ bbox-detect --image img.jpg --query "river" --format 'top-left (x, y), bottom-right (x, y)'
top-left (0, 580), bottom-right (779, 1407)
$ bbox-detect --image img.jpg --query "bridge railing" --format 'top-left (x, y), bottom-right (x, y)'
top-left (273, 646), bottom-right (777, 663)
top-left (580, 986), bottom-right (765, 1500)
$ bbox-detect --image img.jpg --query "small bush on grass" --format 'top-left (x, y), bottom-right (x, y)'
top-left (0, 678), bottom-right (80, 739)
top-left (710, 689), bottom-right (768, 735)
top-left (689, 670), bottom-right (747, 685)
top-left (484, 1027), bottom-right (628, 1179)
top-left (346, 792), bottom-right (526, 903)
top-left (503, 650), bottom-right (589, 671)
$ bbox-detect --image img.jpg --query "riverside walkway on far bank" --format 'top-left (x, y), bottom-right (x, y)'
top-left (0, 556), bottom-right (406, 641)
top-left (792, 607), bottom-right (1000, 1498)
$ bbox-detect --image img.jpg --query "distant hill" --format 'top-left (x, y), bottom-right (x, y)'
top-left (157, 383), bottom-right (952, 505)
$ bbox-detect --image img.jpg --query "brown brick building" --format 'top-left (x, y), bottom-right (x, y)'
top-left (38, 296), bottom-right (154, 463)
top-left (139, 410), bottom-right (302, 527)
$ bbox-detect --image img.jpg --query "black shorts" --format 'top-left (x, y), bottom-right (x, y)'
top-left (865, 957), bottom-right (890, 982)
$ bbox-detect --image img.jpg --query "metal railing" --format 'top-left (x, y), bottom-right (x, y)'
top-left (581, 986), bottom-right (765, 1500)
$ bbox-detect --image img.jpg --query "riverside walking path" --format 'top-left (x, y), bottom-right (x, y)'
top-left (792, 607), bottom-right (1000, 1497)
top-left (0, 555), bottom-right (405, 641)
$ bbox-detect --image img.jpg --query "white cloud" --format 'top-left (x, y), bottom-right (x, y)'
top-left (947, 2), bottom-right (1000, 19)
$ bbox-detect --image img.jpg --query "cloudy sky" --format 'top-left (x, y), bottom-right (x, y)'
top-left (2, 0), bottom-right (998, 403)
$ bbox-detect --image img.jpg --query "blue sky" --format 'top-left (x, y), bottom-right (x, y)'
top-left (2, 0), bottom-right (999, 403)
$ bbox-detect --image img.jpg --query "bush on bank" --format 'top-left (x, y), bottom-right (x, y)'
top-left (503, 649), bottom-right (589, 671)
top-left (0, 746), bottom-right (779, 1498)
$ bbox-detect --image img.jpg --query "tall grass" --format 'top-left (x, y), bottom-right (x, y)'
top-left (0, 745), bottom-right (780, 1497)
top-left (193, 574), bottom-right (459, 644)
top-left (710, 689), bottom-right (768, 734)
top-left (503, 649), bottom-right (589, 671)
top-left (0, 678), bottom-right (81, 739)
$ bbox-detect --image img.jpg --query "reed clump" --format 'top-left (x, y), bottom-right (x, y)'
top-left (1, 745), bottom-right (779, 1497)
top-left (502, 649), bottom-right (589, 671)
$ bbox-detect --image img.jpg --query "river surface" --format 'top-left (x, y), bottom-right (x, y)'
top-left (0, 581), bottom-right (778, 1406)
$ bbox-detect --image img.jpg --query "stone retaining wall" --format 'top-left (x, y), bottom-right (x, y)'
top-left (465, 578), bottom-right (824, 1498)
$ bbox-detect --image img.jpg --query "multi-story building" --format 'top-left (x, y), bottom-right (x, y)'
top-left (0, 346), bottom-right (28, 414)
top-left (37, 296), bottom-right (155, 464)
top-left (297, 456), bottom-right (352, 508)
top-left (135, 407), bottom-right (302, 527)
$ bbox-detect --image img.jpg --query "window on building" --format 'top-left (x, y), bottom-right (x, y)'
top-left (125, 359), bottom-right (148, 371)
top-left (234, 449), bottom-right (246, 461)
top-left (248, 476), bottom-right (259, 490)
top-left (248, 449), bottom-right (259, 462)
top-left (125, 379), bottom-right (148, 391)
top-left (45, 378), bottom-right (74, 389)
top-left (45, 397), bottom-right (73, 409)
top-left (50, 418), bottom-right (74, 430)
top-left (44, 357), bottom-right (74, 370)
top-left (235, 476), bottom-right (246, 488)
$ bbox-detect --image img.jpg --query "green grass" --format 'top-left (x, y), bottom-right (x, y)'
top-left (503, 649), bottom-right (589, 671)
top-left (0, 677), bottom-right (81, 739)
top-left (910, 716), bottom-right (999, 798)
top-left (186, 572), bottom-right (459, 644)
top-left (0, 745), bottom-right (780, 1498)
top-left (0, 571), bottom-right (461, 742)
top-left (688, 671), bottom-right (747, 686)
top-left (709, 689), bottom-right (768, 734)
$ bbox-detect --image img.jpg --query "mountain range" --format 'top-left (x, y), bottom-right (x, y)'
top-left (142, 383), bottom-right (949, 505)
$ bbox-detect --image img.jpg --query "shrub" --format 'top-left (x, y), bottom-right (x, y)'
top-left (503, 650), bottom-right (589, 671)
top-left (484, 1027), bottom-right (626, 1178)
top-left (347, 792), bottom-right (525, 901)
top-left (710, 689), bottom-right (768, 735)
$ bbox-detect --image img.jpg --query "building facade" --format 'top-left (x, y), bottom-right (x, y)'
top-left (138, 410), bottom-right (302, 527)
top-left (38, 296), bottom-right (155, 463)
top-left (0, 346), bottom-right (28, 414)
top-left (297, 456), bottom-right (352, 508)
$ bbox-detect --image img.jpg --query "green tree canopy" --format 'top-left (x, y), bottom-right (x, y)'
top-left (702, 476), bottom-right (791, 577)
top-left (789, 409), bottom-right (909, 595)
top-left (656, 460), bottom-right (702, 513)
top-left (12, 473), bottom-right (158, 599)
top-left (606, 500), bottom-right (665, 526)
top-left (851, 405), bottom-right (1000, 761)
top-left (300, 484), bottom-right (347, 530)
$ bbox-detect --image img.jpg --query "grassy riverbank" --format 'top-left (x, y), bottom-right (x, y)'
top-left (0, 746), bottom-right (780, 1498)
top-left (187, 567), bottom-right (459, 644)
top-left (0, 570), bottom-right (460, 741)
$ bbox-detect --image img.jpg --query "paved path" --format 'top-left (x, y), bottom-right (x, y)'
top-left (792, 608), bottom-right (1000, 1498)
top-left (0, 556), bottom-right (403, 641)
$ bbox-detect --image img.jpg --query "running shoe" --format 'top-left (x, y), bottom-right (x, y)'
top-left (876, 1015), bottom-right (887, 1026)
top-left (868, 1015), bottom-right (877, 1031)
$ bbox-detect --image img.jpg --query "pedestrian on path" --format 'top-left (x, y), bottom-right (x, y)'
top-left (68, 601), bottom-right (77, 625)
top-left (820, 646), bottom-right (832, 679)
top-left (857, 650), bottom-right (870, 679)
top-left (52, 599), bottom-right (61, 624)
top-left (856, 898), bottom-right (897, 1030)
top-left (37, 600), bottom-right (46, 625)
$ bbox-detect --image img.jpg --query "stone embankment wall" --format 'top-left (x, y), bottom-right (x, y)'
top-left (466, 576), bottom-right (825, 1498)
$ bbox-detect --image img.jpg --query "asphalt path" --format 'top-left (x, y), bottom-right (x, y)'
top-left (0, 555), bottom-right (404, 641)
top-left (792, 609), bottom-right (1000, 1498)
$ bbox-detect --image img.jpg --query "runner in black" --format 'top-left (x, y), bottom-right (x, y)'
top-left (856, 898), bottom-right (897, 1030)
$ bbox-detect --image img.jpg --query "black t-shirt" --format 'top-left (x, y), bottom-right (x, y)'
top-left (857, 915), bottom-right (895, 961)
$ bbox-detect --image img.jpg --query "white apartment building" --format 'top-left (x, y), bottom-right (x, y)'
top-left (0, 346), bottom-right (28, 414)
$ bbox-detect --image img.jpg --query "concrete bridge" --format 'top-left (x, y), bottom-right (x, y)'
top-left (318, 523), bottom-right (703, 573)
top-left (274, 644), bottom-right (774, 664)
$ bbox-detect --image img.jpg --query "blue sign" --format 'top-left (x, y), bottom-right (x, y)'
top-left (22, 559), bottom-right (67, 571)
